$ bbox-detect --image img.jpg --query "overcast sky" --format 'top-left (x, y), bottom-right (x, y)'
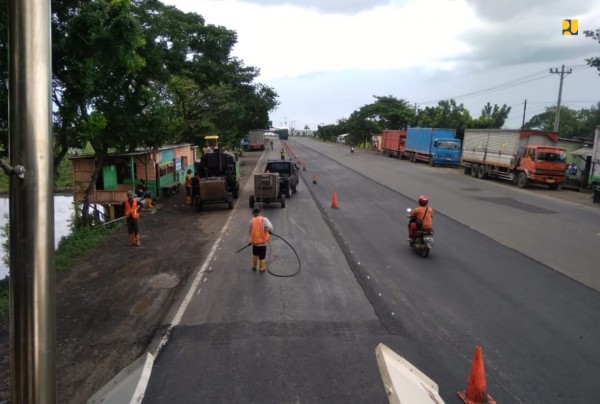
top-left (162, 0), bottom-right (600, 131)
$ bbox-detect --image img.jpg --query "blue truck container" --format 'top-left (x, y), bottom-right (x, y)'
top-left (403, 127), bottom-right (461, 167)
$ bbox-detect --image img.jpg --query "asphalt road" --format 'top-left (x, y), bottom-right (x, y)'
top-left (143, 138), bottom-right (600, 403)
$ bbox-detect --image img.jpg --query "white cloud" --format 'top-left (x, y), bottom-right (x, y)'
top-left (162, 0), bottom-right (600, 130)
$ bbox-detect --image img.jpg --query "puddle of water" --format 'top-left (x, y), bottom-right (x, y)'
top-left (0, 195), bottom-right (77, 279)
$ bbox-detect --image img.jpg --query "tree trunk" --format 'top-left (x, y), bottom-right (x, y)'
top-left (80, 153), bottom-right (107, 227)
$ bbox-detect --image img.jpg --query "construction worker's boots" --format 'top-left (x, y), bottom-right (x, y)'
top-left (259, 259), bottom-right (266, 273)
top-left (185, 196), bottom-right (191, 205)
top-left (127, 234), bottom-right (135, 246)
top-left (134, 234), bottom-right (141, 247)
top-left (146, 198), bottom-right (155, 208)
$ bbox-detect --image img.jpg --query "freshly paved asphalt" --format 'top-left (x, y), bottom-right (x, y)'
top-left (143, 138), bottom-right (600, 403)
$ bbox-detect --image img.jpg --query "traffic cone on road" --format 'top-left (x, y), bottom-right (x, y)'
top-left (457, 346), bottom-right (496, 404)
top-left (331, 192), bottom-right (339, 209)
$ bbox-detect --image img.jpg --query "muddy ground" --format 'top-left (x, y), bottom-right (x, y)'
top-left (0, 153), bottom-right (261, 403)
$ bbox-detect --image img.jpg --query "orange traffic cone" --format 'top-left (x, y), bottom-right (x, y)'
top-left (457, 346), bottom-right (496, 404)
top-left (331, 192), bottom-right (339, 209)
top-left (312, 173), bottom-right (317, 184)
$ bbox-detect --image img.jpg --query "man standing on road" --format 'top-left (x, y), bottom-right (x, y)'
top-left (124, 190), bottom-right (141, 246)
top-left (249, 207), bottom-right (273, 273)
top-left (184, 169), bottom-right (193, 205)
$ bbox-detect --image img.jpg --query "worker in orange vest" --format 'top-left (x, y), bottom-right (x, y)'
top-left (184, 169), bottom-right (193, 205)
top-left (249, 207), bottom-right (273, 273)
top-left (124, 190), bottom-right (141, 246)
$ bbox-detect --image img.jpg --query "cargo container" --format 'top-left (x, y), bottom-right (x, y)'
top-left (403, 127), bottom-right (461, 167)
top-left (380, 130), bottom-right (406, 158)
top-left (248, 130), bottom-right (266, 151)
top-left (461, 129), bottom-right (568, 189)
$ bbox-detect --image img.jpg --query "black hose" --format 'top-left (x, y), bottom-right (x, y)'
top-left (266, 232), bottom-right (301, 277)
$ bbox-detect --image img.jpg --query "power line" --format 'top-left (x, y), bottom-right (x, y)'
top-left (416, 64), bottom-right (596, 107)
top-left (417, 69), bottom-right (551, 105)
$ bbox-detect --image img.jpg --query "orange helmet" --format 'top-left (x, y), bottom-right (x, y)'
top-left (418, 195), bottom-right (429, 206)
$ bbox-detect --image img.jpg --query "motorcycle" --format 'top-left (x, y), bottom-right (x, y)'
top-left (350, 146), bottom-right (355, 153)
top-left (407, 208), bottom-right (434, 257)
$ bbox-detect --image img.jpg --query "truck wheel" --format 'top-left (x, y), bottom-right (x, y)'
top-left (477, 164), bottom-right (487, 179)
top-left (232, 185), bottom-right (239, 199)
top-left (517, 172), bottom-right (529, 188)
top-left (281, 197), bottom-right (286, 208)
top-left (292, 184), bottom-right (297, 193)
top-left (249, 195), bottom-right (255, 208)
top-left (399, 152), bottom-right (405, 160)
top-left (286, 187), bottom-right (292, 198)
top-left (471, 164), bottom-right (479, 177)
top-left (548, 183), bottom-right (559, 190)
top-left (410, 153), bottom-right (416, 163)
top-left (429, 156), bottom-right (435, 167)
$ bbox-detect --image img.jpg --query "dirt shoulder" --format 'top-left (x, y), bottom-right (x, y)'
top-left (0, 152), bottom-right (260, 403)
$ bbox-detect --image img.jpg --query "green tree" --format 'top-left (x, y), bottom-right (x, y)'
top-left (359, 96), bottom-right (416, 130)
top-left (416, 99), bottom-right (473, 134)
top-left (471, 103), bottom-right (511, 128)
top-left (523, 105), bottom-right (588, 138)
top-left (584, 29), bottom-right (600, 73)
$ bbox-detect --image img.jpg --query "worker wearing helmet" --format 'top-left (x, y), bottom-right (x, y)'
top-left (249, 207), bottom-right (273, 273)
top-left (124, 190), bottom-right (141, 246)
top-left (408, 195), bottom-right (433, 241)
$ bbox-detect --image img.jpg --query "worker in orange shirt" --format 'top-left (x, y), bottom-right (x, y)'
top-left (249, 207), bottom-right (273, 273)
top-left (408, 195), bottom-right (433, 242)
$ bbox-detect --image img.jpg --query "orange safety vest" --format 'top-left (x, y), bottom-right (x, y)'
top-left (124, 199), bottom-right (139, 219)
top-left (250, 216), bottom-right (270, 245)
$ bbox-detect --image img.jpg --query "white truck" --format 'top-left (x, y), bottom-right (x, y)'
top-left (248, 130), bottom-right (266, 151)
top-left (461, 129), bottom-right (568, 189)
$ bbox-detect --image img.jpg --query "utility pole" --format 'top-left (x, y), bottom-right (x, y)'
top-left (521, 99), bottom-right (527, 129)
top-left (549, 65), bottom-right (572, 132)
top-left (8, 0), bottom-right (56, 402)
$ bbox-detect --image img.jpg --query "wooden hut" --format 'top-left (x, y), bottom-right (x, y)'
top-left (70, 144), bottom-right (196, 219)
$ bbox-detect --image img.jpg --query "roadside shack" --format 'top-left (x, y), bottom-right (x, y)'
top-left (70, 144), bottom-right (196, 220)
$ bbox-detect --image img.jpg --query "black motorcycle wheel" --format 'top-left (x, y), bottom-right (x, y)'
top-left (420, 246), bottom-right (429, 258)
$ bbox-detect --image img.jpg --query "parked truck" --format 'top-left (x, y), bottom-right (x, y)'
top-left (248, 130), bottom-right (266, 151)
top-left (380, 130), bottom-right (407, 158)
top-left (403, 127), bottom-right (461, 167)
top-left (461, 129), bottom-right (568, 189)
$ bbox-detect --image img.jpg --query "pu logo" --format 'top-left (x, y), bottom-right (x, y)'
top-left (562, 19), bottom-right (578, 35)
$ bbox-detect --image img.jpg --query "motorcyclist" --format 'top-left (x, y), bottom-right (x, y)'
top-left (350, 143), bottom-right (355, 153)
top-left (408, 195), bottom-right (433, 242)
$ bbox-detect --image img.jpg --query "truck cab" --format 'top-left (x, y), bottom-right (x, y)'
top-left (264, 159), bottom-right (299, 198)
top-left (517, 146), bottom-right (567, 189)
top-left (430, 138), bottom-right (461, 166)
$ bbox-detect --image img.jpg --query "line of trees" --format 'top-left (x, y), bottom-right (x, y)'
top-left (317, 28), bottom-right (600, 145)
top-left (0, 0), bottom-right (279, 225)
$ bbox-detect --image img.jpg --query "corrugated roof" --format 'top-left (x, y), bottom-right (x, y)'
top-left (571, 147), bottom-right (593, 157)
